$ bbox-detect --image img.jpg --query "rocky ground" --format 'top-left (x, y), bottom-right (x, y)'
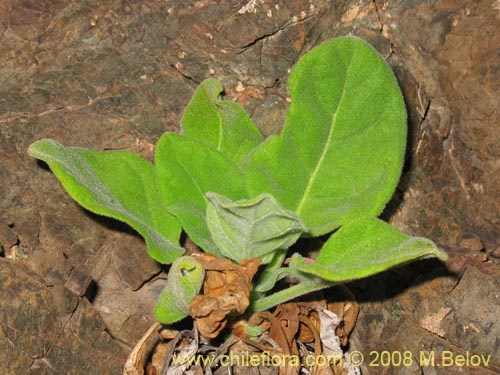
top-left (0, 1), bottom-right (498, 374)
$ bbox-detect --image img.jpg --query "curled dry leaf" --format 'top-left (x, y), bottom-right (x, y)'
top-left (148, 342), bottom-right (169, 375)
top-left (312, 307), bottom-right (343, 374)
top-left (313, 307), bottom-right (361, 375)
top-left (123, 322), bottom-right (161, 375)
top-left (296, 287), bottom-right (359, 347)
top-left (297, 304), bottom-right (319, 344)
top-left (325, 286), bottom-right (359, 347)
top-left (190, 253), bottom-right (261, 338)
top-left (256, 289), bottom-right (359, 375)
top-left (249, 297), bottom-right (358, 375)
top-left (269, 304), bottom-right (301, 353)
top-left (164, 335), bottom-right (199, 375)
top-left (259, 309), bottom-right (301, 375)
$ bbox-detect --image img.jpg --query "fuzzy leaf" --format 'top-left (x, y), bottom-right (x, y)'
top-left (28, 139), bottom-right (183, 264)
top-left (154, 256), bottom-right (205, 323)
top-left (182, 78), bottom-right (263, 169)
top-left (155, 133), bottom-right (247, 256)
top-left (253, 249), bottom-right (287, 292)
top-left (205, 193), bottom-right (307, 263)
top-left (246, 36), bottom-right (407, 236)
top-left (290, 218), bottom-right (448, 282)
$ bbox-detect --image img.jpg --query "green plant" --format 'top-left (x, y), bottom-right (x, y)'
top-left (28, 36), bottom-right (447, 327)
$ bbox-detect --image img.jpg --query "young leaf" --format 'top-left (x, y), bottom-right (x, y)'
top-left (253, 249), bottom-right (287, 292)
top-left (246, 36), bottom-right (407, 236)
top-left (155, 133), bottom-right (247, 256)
top-left (181, 79), bottom-right (263, 169)
top-left (289, 217), bottom-right (448, 282)
top-left (205, 193), bottom-right (307, 263)
top-left (154, 256), bottom-right (205, 323)
top-left (28, 139), bottom-right (183, 264)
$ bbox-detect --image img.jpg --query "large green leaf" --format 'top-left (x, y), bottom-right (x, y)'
top-left (182, 79), bottom-right (263, 169)
top-left (205, 192), bottom-right (307, 263)
top-left (28, 139), bottom-right (183, 264)
top-left (155, 133), bottom-right (247, 255)
top-left (154, 256), bottom-right (205, 323)
top-left (290, 217), bottom-right (448, 282)
top-left (246, 36), bottom-right (407, 236)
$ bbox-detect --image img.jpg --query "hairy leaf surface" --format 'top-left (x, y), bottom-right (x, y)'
top-left (290, 218), bottom-right (448, 282)
top-left (246, 36), bottom-right (407, 236)
top-left (154, 256), bottom-right (205, 323)
top-left (155, 133), bottom-right (247, 256)
top-left (28, 139), bottom-right (183, 264)
top-left (182, 79), bottom-right (263, 169)
top-left (205, 193), bottom-right (307, 263)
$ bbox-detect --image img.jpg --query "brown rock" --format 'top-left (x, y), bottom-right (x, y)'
top-left (0, 259), bottom-right (125, 374)
top-left (1, 0), bottom-right (498, 373)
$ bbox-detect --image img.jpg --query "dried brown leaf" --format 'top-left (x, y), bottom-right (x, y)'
top-left (312, 364), bottom-right (335, 375)
top-left (294, 287), bottom-right (359, 347)
top-left (190, 255), bottom-right (261, 338)
top-left (297, 302), bottom-right (324, 343)
top-left (326, 286), bottom-right (359, 346)
top-left (272, 303), bottom-right (300, 353)
top-left (123, 322), bottom-right (161, 375)
top-left (147, 342), bottom-right (170, 375)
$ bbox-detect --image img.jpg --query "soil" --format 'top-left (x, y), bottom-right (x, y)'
top-left (0, 1), bottom-right (498, 374)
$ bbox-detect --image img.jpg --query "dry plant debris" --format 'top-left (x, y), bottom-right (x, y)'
top-left (134, 288), bottom-right (359, 375)
top-left (190, 253), bottom-right (261, 338)
top-left (123, 322), bottom-right (161, 375)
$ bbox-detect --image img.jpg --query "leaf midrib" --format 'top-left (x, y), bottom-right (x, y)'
top-left (295, 50), bottom-right (355, 216)
top-left (216, 102), bottom-right (224, 151)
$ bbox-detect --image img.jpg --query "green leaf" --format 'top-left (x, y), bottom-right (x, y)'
top-left (182, 78), bottom-right (263, 169)
top-left (253, 249), bottom-right (287, 292)
top-left (246, 36), bottom-right (407, 236)
top-left (290, 217), bottom-right (448, 282)
top-left (244, 324), bottom-right (264, 338)
top-left (205, 193), bottom-right (307, 263)
top-left (155, 133), bottom-right (247, 256)
top-left (28, 139), bottom-right (183, 264)
top-left (154, 256), bottom-right (205, 323)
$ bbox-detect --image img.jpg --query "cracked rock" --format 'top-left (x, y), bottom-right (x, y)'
top-left (0, 259), bottom-right (125, 374)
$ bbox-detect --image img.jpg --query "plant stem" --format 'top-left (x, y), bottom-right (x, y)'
top-left (249, 281), bottom-right (335, 312)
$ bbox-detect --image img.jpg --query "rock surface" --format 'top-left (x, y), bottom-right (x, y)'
top-left (0, 0), bottom-right (498, 374)
top-left (0, 259), bottom-right (124, 374)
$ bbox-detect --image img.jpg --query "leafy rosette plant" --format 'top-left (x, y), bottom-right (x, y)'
top-left (28, 36), bottom-right (447, 329)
